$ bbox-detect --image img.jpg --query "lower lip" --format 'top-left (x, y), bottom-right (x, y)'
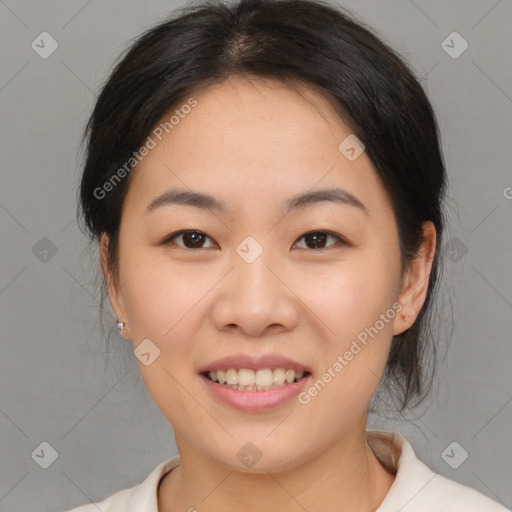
top-left (200, 373), bottom-right (311, 412)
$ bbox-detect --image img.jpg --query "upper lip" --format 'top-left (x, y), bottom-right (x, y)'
top-left (198, 353), bottom-right (311, 374)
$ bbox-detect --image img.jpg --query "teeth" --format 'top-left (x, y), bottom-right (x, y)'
top-left (206, 367), bottom-right (307, 389)
top-left (239, 368), bottom-right (255, 387)
top-left (285, 369), bottom-right (295, 383)
top-left (225, 369), bottom-right (238, 385)
top-left (273, 368), bottom-right (286, 386)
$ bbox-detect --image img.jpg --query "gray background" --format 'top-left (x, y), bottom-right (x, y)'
top-left (1, 0), bottom-right (511, 510)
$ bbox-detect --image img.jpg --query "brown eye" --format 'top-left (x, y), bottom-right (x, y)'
top-left (294, 231), bottom-right (345, 250)
top-left (165, 230), bottom-right (216, 249)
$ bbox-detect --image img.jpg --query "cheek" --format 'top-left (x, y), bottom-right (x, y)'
top-left (119, 249), bottom-right (210, 340)
top-left (298, 251), bottom-right (400, 406)
top-left (303, 256), bottom-right (398, 343)
top-left (118, 254), bottom-right (210, 420)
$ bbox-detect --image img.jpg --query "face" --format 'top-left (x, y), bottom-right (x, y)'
top-left (103, 76), bottom-right (435, 472)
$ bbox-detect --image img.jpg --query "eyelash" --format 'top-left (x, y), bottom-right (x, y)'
top-left (162, 230), bottom-right (348, 251)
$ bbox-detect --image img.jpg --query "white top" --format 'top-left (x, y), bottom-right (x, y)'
top-left (63, 431), bottom-right (508, 511)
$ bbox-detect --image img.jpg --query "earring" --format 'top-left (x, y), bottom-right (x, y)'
top-left (401, 314), bottom-right (406, 322)
top-left (117, 321), bottom-right (125, 331)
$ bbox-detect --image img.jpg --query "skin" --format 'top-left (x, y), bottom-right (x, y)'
top-left (100, 76), bottom-right (436, 512)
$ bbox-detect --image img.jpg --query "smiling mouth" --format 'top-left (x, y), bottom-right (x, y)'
top-left (201, 368), bottom-right (312, 391)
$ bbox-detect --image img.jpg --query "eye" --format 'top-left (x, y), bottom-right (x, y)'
top-left (163, 230), bottom-right (217, 249)
top-left (293, 230), bottom-right (346, 250)
top-left (162, 229), bottom-right (347, 251)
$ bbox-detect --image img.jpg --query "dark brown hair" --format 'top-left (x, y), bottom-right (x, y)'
top-left (78, 0), bottom-right (447, 412)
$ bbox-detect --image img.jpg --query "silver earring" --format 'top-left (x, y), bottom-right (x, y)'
top-left (117, 321), bottom-right (125, 331)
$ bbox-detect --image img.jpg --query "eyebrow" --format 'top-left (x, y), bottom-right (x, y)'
top-left (146, 186), bottom-right (368, 215)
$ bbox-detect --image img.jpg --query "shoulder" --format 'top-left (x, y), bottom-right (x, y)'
top-left (367, 431), bottom-right (509, 512)
top-left (419, 472), bottom-right (509, 511)
top-left (59, 456), bottom-right (180, 512)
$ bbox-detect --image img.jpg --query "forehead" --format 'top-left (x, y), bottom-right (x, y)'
top-left (124, 76), bottom-right (393, 220)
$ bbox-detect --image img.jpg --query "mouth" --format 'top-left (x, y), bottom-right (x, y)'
top-left (200, 368), bottom-right (312, 391)
top-left (199, 367), bottom-right (313, 412)
top-left (197, 354), bottom-right (313, 411)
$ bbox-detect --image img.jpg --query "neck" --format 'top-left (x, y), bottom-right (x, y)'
top-left (158, 429), bottom-right (396, 512)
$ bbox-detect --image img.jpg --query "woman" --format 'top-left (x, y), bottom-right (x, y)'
top-left (65, 0), bottom-right (508, 510)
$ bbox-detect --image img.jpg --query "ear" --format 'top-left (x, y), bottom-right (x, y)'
top-left (100, 233), bottom-right (131, 339)
top-left (393, 221), bottom-right (437, 336)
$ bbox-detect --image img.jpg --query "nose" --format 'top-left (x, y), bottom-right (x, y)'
top-left (210, 251), bottom-right (300, 337)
